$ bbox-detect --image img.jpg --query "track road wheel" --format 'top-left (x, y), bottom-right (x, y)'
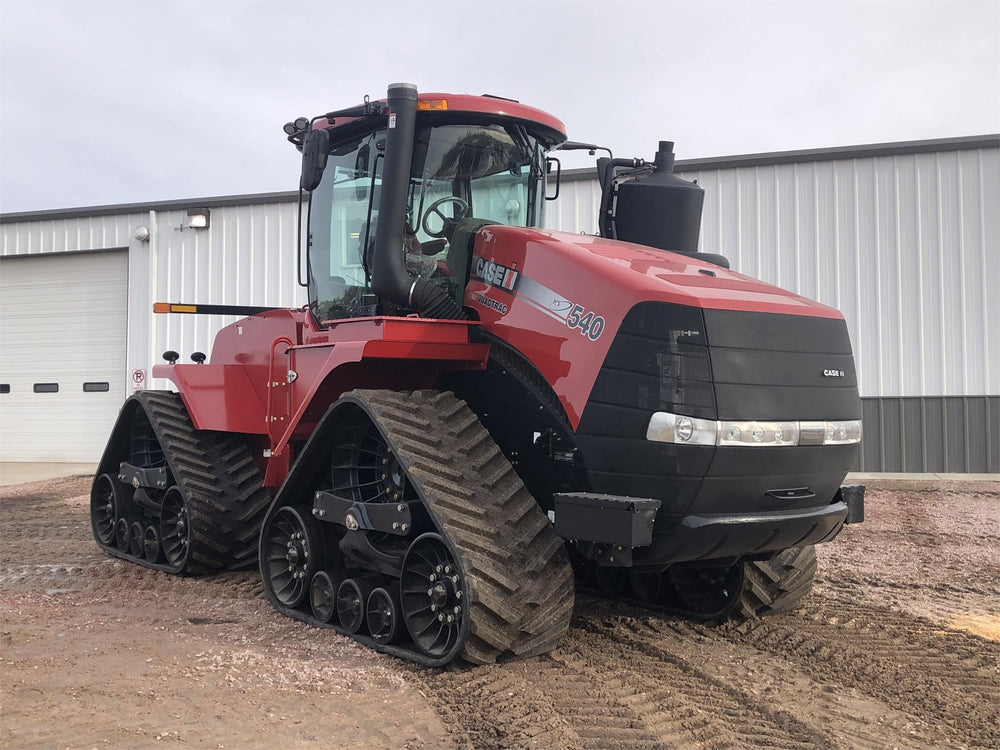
top-left (629, 569), bottom-right (668, 604)
top-left (337, 577), bottom-right (380, 634)
top-left (115, 518), bottom-right (130, 552)
top-left (143, 526), bottom-right (162, 563)
top-left (735, 545), bottom-right (817, 619)
top-left (367, 587), bottom-right (403, 645)
top-left (310, 571), bottom-right (343, 624)
top-left (90, 473), bottom-right (120, 546)
top-left (128, 521), bottom-right (144, 557)
top-left (262, 506), bottom-right (322, 608)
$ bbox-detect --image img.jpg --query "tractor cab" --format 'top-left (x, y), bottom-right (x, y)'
top-left (299, 94), bottom-right (565, 323)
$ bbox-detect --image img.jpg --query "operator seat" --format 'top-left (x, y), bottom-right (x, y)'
top-left (446, 218), bottom-right (498, 303)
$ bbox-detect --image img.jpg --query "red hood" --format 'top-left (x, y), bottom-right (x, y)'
top-left (499, 227), bottom-right (842, 320)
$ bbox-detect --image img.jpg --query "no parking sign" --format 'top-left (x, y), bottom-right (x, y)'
top-left (132, 369), bottom-right (145, 391)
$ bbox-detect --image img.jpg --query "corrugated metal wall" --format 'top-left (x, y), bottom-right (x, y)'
top-left (0, 212), bottom-right (143, 255)
top-left (4, 138), bottom-right (998, 471)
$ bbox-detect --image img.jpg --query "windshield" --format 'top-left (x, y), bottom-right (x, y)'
top-left (307, 122), bottom-right (546, 322)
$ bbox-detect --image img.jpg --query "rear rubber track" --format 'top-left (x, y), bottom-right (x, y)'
top-left (93, 391), bottom-right (271, 575)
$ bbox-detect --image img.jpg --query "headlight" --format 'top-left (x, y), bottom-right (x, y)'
top-left (647, 412), bottom-right (862, 447)
top-left (646, 412), bottom-right (718, 446)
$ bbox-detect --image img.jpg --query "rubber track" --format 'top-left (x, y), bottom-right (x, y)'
top-left (355, 389), bottom-right (575, 664)
top-left (96, 391), bottom-right (271, 575)
top-left (736, 545), bottom-right (817, 619)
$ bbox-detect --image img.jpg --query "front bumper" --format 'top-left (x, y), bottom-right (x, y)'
top-left (555, 484), bottom-right (865, 567)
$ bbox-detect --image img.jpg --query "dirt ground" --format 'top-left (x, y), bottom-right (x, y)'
top-left (2, 476), bottom-right (997, 750)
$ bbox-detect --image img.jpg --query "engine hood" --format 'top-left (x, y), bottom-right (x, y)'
top-left (477, 226), bottom-right (842, 320)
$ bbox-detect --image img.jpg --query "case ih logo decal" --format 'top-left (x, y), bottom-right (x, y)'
top-left (472, 258), bottom-right (606, 341)
top-left (823, 369), bottom-right (846, 378)
top-left (474, 258), bottom-right (519, 292)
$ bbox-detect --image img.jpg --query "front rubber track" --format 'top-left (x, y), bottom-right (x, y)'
top-left (263, 389), bottom-right (575, 666)
top-left (735, 545), bottom-right (817, 619)
top-left (91, 391), bottom-right (271, 575)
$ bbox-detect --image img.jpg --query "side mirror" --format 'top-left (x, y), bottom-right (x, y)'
top-left (301, 128), bottom-right (330, 191)
top-left (545, 157), bottom-right (561, 201)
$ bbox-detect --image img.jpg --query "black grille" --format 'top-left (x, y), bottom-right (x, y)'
top-left (575, 302), bottom-right (862, 513)
top-left (703, 308), bottom-right (860, 420)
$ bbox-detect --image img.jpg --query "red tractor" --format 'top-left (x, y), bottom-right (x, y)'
top-left (90, 83), bottom-right (864, 665)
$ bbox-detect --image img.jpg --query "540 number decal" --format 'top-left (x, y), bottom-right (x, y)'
top-left (566, 304), bottom-right (606, 341)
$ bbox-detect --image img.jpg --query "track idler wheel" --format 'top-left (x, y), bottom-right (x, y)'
top-left (400, 533), bottom-right (466, 659)
top-left (310, 570), bottom-right (343, 624)
top-left (90, 473), bottom-right (120, 546)
top-left (367, 586), bottom-right (403, 645)
top-left (262, 506), bottom-right (323, 608)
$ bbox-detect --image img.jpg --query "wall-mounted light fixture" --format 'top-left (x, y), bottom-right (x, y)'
top-left (187, 208), bottom-right (211, 229)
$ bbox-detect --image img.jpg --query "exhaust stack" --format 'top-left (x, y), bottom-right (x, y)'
top-left (371, 83), bottom-right (466, 320)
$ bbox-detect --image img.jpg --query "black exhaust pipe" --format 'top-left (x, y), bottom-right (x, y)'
top-left (372, 83), bottom-right (467, 320)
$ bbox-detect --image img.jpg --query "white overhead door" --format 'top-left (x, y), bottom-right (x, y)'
top-left (0, 250), bottom-right (128, 462)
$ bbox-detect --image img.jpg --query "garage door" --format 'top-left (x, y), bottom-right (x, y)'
top-left (0, 250), bottom-right (128, 462)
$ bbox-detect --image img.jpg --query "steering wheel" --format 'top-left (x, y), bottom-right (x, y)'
top-left (421, 196), bottom-right (470, 238)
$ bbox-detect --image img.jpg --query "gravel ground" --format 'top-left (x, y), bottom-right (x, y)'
top-left (2, 475), bottom-right (997, 749)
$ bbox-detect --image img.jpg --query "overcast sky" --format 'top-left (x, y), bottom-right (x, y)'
top-left (1, 0), bottom-right (997, 214)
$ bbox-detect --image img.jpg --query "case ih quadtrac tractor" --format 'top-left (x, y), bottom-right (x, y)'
top-left (90, 83), bottom-right (864, 665)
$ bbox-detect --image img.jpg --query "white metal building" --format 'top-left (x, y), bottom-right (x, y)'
top-left (2, 135), bottom-right (997, 471)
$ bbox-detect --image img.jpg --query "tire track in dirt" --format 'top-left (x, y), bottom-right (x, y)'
top-left (582, 613), bottom-right (933, 750)
top-left (418, 606), bottom-right (913, 749)
top-left (720, 595), bottom-right (1000, 748)
top-left (418, 595), bottom-right (996, 749)
top-left (551, 620), bottom-right (830, 750)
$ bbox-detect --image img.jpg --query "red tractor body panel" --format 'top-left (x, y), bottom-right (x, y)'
top-left (154, 313), bottom-right (488, 488)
